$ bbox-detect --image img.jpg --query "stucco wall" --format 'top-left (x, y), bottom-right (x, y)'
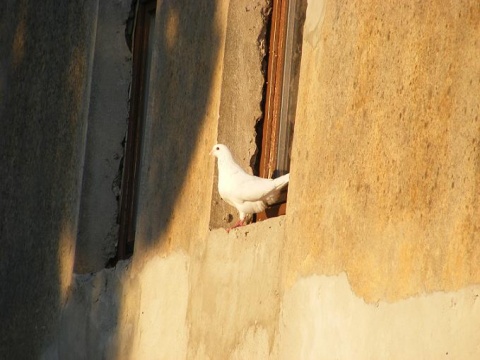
top-left (57, 218), bottom-right (286, 360)
top-left (279, 0), bottom-right (480, 356)
top-left (56, 0), bottom-right (480, 358)
top-left (75, 0), bottom-right (132, 273)
top-left (3, 0), bottom-right (479, 359)
top-left (133, 0), bottom-right (229, 257)
top-left (286, 0), bottom-right (480, 302)
top-left (128, 0), bottom-right (479, 358)
top-left (278, 274), bottom-right (480, 359)
top-left (0, 0), bottom-right (98, 357)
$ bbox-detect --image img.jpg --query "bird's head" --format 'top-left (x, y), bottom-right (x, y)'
top-left (210, 144), bottom-right (232, 160)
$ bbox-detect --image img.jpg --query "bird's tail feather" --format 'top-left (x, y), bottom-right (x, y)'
top-left (273, 173), bottom-right (290, 189)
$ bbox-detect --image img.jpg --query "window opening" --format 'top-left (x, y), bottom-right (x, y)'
top-left (117, 0), bottom-right (156, 260)
top-left (257, 0), bottom-right (305, 220)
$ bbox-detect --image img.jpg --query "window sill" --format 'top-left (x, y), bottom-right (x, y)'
top-left (210, 214), bottom-right (286, 239)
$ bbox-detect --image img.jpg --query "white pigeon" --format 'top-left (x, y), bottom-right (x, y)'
top-left (210, 144), bottom-right (290, 231)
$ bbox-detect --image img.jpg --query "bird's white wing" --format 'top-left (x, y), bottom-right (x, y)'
top-left (233, 174), bottom-right (277, 202)
top-left (214, 145), bottom-right (289, 212)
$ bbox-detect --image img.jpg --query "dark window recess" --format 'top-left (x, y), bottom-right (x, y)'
top-left (117, 0), bottom-right (156, 260)
top-left (257, 0), bottom-right (305, 221)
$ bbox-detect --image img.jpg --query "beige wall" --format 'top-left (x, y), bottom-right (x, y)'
top-left (282, 0), bottom-right (480, 357)
top-left (286, 0), bottom-right (480, 302)
top-left (0, 0), bottom-right (98, 357)
top-left (75, 0), bottom-right (132, 274)
top-left (279, 274), bottom-right (480, 359)
top-left (54, 0), bottom-right (480, 359)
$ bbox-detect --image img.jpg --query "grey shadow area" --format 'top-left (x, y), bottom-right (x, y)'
top-left (135, 0), bottom-right (222, 250)
top-left (0, 0), bottom-right (97, 357)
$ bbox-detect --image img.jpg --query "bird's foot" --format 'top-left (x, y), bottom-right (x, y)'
top-left (226, 220), bottom-right (245, 233)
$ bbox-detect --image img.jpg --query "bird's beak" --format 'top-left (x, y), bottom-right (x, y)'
top-left (209, 149), bottom-right (213, 156)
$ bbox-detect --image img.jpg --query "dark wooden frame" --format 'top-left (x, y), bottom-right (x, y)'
top-left (257, 0), bottom-right (291, 221)
top-left (117, 0), bottom-right (156, 259)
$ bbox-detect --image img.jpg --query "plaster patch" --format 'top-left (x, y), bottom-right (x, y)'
top-left (230, 326), bottom-right (270, 359)
top-left (303, 0), bottom-right (325, 48)
top-left (279, 273), bottom-right (480, 359)
top-left (120, 252), bottom-right (190, 359)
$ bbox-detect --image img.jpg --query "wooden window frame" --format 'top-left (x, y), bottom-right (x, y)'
top-left (257, 0), bottom-right (300, 221)
top-left (117, 0), bottom-right (156, 260)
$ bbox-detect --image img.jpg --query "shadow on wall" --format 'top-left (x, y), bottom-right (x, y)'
top-left (134, 0), bottom-right (222, 251)
top-left (0, 0), bottom-right (96, 357)
top-left (0, 0), bottom-right (222, 356)
top-left (106, 1), bottom-right (223, 358)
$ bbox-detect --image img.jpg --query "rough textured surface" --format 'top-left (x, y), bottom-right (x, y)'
top-left (57, 261), bottom-right (130, 360)
top-left (286, 0), bottom-right (480, 302)
top-left (59, 217), bottom-right (286, 360)
top-left (278, 274), bottom-right (480, 359)
top-left (0, 0), bottom-right (98, 357)
top-left (133, 0), bottom-right (229, 257)
top-left (186, 218), bottom-right (285, 359)
top-left (55, 218), bottom-right (480, 359)
top-left (4, 0), bottom-right (480, 359)
top-left (75, 0), bottom-right (132, 273)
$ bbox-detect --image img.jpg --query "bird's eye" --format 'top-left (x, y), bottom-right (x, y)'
top-left (216, 146), bottom-right (220, 150)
